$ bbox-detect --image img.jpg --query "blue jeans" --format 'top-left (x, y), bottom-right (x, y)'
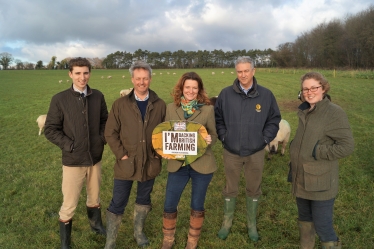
top-left (108, 178), bottom-right (155, 215)
top-left (164, 165), bottom-right (213, 213)
top-left (296, 197), bottom-right (338, 242)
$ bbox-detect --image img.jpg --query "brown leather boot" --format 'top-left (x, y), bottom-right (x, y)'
top-left (161, 211), bottom-right (177, 249)
top-left (298, 221), bottom-right (315, 249)
top-left (185, 210), bottom-right (204, 249)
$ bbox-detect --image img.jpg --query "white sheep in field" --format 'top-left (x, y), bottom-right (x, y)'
top-left (212, 72), bottom-right (215, 75)
top-left (231, 72), bottom-right (234, 74)
top-left (58, 80), bottom-right (62, 83)
top-left (221, 71), bottom-right (224, 74)
top-left (152, 73), bottom-right (156, 76)
top-left (265, 119), bottom-right (291, 160)
top-left (120, 88), bottom-right (133, 97)
top-left (173, 72), bottom-right (176, 75)
top-left (107, 76), bottom-right (112, 79)
top-left (101, 76), bottom-right (104, 79)
top-left (122, 75), bottom-right (125, 78)
top-left (66, 80), bottom-right (69, 83)
top-left (36, 114), bottom-right (47, 136)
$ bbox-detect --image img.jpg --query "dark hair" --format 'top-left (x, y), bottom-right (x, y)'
top-left (68, 57), bottom-right (91, 72)
top-left (172, 72), bottom-right (210, 106)
top-left (129, 60), bottom-right (152, 78)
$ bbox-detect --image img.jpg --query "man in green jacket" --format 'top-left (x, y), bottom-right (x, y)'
top-left (104, 60), bottom-right (166, 248)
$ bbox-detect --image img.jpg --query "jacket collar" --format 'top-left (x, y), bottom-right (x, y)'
top-left (298, 95), bottom-right (331, 111)
top-left (70, 84), bottom-right (92, 97)
top-left (175, 105), bottom-right (201, 121)
top-left (232, 76), bottom-right (259, 98)
top-left (128, 89), bottom-right (159, 103)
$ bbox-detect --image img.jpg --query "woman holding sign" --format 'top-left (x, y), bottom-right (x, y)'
top-left (160, 72), bottom-right (217, 249)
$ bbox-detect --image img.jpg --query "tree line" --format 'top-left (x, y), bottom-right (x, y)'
top-left (272, 5), bottom-right (374, 69)
top-left (1, 5), bottom-right (373, 70)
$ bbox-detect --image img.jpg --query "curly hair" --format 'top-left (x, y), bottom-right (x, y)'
top-left (172, 72), bottom-right (210, 106)
top-left (68, 57), bottom-right (91, 72)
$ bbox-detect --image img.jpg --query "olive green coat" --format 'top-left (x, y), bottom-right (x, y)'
top-left (165, 103), bottom-right (218, 174)
top-left (105, 90), bottom-right (166, 182)
top-left (289, 97), bottom-right (354, 200)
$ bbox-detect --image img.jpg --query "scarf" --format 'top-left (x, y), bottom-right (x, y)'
top-left (180, 96), bottom-right (203, 119)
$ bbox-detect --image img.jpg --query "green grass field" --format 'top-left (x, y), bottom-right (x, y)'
top-left (0, 68), bottom-right (373, 248)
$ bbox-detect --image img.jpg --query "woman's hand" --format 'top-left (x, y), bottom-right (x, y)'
top-left (205, 134), bottom-right (212, 145)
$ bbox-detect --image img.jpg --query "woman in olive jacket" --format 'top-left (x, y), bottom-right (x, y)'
top-left (289, 72), bottom-right (354, 249)
top-left (160, 72), bottom-right (217, 249)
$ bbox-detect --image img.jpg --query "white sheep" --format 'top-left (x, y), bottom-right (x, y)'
top-left (152, 73), bottom-right (156, 76)
top-left (265, 119), bottom-right (291, 160)
top-left (36, 114), bottom-right (47, 136)
top-left (231, 72), bottom-right (234, 74)
top-left (221, 71), bottom-right (224, 74)
top-left (173, 72), bottom-right (176, 75)
top-left (122, 75), bottom-right (125, 78)
top-left (66, 80), bottom-right (69, 83)
top-left (120, 88), bottom-right (133, 97)
top-left (101, 76), bottom-right (104, 79)
top-left (212, 72), bottom-right (215, 75)
top-left (58, 80), bottom-right (62, 83)
top-left (107, 76), bottom-right (112, 79)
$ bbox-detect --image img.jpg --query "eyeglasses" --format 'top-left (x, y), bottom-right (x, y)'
top-left (302, 86), bottom-right (322, 93)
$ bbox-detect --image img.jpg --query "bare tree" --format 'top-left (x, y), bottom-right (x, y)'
top-left (0, 52), bottom-right (14, 70)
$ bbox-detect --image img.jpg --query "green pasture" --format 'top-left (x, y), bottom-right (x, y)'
top-left (0, 68), bottom-right (373, 248)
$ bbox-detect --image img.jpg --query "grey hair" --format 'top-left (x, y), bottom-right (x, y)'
top-left (235, 56), bottom-right (255, 69)
top-left (129, 60), bottom-right (152, 78)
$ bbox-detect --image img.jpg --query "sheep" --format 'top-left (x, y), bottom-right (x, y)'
top-left (107, 76), bottom-right (112, 79)
top-left (122, 75), bottom-right (125, 79)
top-left (36, 114), bottom-right (47, 136)
top-left (58, 80), bottom-right (62, 83)
top-left (209, 96), bottom-right (218, 106)
top-left (173, 73), bottom-right (176, 75)
top-left (212, 72), bottom-right (215, 75)
top-left (221, 71), bottom-right (224, 74)
top-left (167, 72), bottom-right (170, 75)
top-left (152, 73), bottom-right (156, 76)
top-left (231, 72), bottom-right (234, 74)
top-left (101, 76), bottom-right (104, 79)
top-left (120, 88), bottom-right (133, 97)
top-left (66, 80), bottom-right (69, 83)
top-left (264, 119), bottom-right (291, 160)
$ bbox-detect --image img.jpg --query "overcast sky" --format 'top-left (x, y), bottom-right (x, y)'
top-left (0, 0), bottom-right (372, 65)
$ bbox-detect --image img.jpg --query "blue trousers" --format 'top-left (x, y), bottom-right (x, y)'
top-left (164, 165), bottom-right (213, 213)
top-left (108, 178), bottom-right (155, 215)
top-left (296, 197), bottom-right (338, 242)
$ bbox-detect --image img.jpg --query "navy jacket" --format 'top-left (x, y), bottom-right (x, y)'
top-left (215, 77), bottom-right (281, 157)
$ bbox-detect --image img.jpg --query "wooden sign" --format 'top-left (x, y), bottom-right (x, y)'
top-left (152, 120), bottom-right (209, 165)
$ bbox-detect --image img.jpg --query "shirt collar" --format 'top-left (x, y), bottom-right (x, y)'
top-left (73, 86), bottom-right (87, 96)
top-left (134, 91), bottom-right (149, 101)
top-left (239, 83), bottom-right (252, 94)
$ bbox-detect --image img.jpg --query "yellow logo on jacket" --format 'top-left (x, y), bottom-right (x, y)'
top-left (256, 104), bottom-right (261, 112)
